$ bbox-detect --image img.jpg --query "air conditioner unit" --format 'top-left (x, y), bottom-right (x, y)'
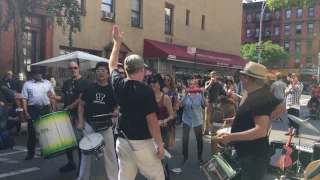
top-left (102, 12), bottom-right (113, 19)
top-left (285, 32), bottom-right (290, 35)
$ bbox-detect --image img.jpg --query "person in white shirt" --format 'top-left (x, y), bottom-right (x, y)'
top-left (271, 74), bottom-right (286, 121)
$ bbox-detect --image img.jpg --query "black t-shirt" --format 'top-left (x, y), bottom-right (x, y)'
top-left (231, 88), bottom-right (280, 158)
top-left (81, 83), bottom-right (117, 125)
top-left (111, 69), bottom-right (158, 140)
top-left (62, 77), bottom-right (88, 115)
top-left (208, 81), bottom-right (227, 103)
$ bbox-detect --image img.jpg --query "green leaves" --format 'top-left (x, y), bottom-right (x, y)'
top-left (240, 41), bottom-right (289, 68)
top-left (266, 0), bottom-right (316, 10)
top-left (1, 0), bottom-right (83, 47)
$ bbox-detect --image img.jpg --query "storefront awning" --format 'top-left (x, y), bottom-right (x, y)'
top-left (277, 69), bottom-right (300, 76)
top-left (143, 39), bottom-right (248, 69)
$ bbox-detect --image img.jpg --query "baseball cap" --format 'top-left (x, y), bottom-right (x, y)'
top-left (6, 71), bottom-right (13, 75)
top-left (31, 67), bottom-right (41, 74)
top-left (210, 71), bottom-right (216, 75)
top-left (124, 55), bottom-right (145, 72)
top-left (277, 74), bottom-right (282, 79)
top-left (291, 73), bottom-right (298, 77)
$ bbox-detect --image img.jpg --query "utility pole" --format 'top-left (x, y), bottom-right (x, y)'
top-left (318, 53), bottom-right (320, 83)
top-left (258, 0), bottom-right (267, 64)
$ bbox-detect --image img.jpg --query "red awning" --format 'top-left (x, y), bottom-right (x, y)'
top-left (143, 39), bottom-right (248, 69)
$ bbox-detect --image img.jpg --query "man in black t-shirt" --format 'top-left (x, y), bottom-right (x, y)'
top-left (77, 62), bottom-right (118, 180)
top-left (109, 25), bottom-right (165, 179)
top-left (218, 62), bottom-right (281, 180)
top-left (204, 71), bottom-right (227, 134)
top-left (48, 61), bottom-right (88, 174)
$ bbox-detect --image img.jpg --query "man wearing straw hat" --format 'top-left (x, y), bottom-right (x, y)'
top-left (218, 62), bottom-right (280, 180)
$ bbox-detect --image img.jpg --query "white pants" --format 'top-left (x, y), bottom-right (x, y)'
top-left (116, 137), bottom-right (165, 180)
top-left (77, 122), bottom-right (118, 180)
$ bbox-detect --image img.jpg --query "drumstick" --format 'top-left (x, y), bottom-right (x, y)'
top-left (92, 113), bottom-right (112, 117)
top-left (232, 92), bottom-right (242, 99)
top-left (222, 121), bottom-right (227, 128)
top-left (82, 130), bottom-right (92, 143)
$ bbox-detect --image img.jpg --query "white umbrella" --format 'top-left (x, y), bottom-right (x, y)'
top-left (31, 51), bottom-right (121, 69)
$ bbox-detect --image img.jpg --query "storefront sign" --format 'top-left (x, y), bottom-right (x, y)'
top-left (187, 47), bottom-right (197, 54)
top-left (168, 55), bottom-right (176, 59)
top-left (300, 68), bottom-right (318, 75)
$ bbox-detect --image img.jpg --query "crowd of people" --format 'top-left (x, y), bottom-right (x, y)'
top-left (0, 25), bottom-right (308, 180)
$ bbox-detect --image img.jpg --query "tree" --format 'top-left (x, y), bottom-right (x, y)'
top-left (266, 0), bottom-right (316, 10)
top-left (240, 41), bottom-right (289, 68)
top-left (1, 0), bottom-right (83, 80)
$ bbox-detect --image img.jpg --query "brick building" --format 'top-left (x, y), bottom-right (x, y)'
top-left (242, 2), bottom-right (320, 81)
top-left (0, 0), bottom-right (53, 77)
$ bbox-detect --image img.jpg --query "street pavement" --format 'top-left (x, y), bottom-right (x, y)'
top-left (0, 95), bottom-right (319, 180)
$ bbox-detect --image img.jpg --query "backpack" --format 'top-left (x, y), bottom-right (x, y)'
top-left (0, 128), bottom-right (14, 150)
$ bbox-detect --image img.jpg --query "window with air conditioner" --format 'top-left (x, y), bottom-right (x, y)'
top-left (131, 0), bottom-right (141, 27)
top-left (246, 14), bottom-right (251, 22)
top-left (255, 13), bottom-right (261, 22)
top-left (275, 10), bottom-right (280, 19)
top-left (285, 10), bottom-right (291, 19)
top-left (284, 42), bottom-right (290, 52)
top-left (296, 24), bottom-right (302, 34)
top-left (297, 8), bottom-right (302, 18)
top-left (264, 27), bottom-right (270, 37)
top-left (295, 41), bottom-right (301, 52)
top-left (246, 29), bottom-right (251, 38)
top-left (165, 6), bottom-right (173, 34)
top-left (285, 25), bottom-right (290, 35)
top-left (101, 0), bottom-right (113, 19)
top-left (255, 28), bottom-right (260, 38)
top-left (308, 23), bottom-right (314, 33)
top-left (306, 57), bottom-right (313, 68)
top-left (309, 7), bottom-right (314, 16)
top-left (265, 12), bottom-right (270, 21)
top-left (274, 26), bottom-right (279, 36)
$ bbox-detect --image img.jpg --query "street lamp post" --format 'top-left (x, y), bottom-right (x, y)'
top-left (258, 0), bottom-right (267, 64)
top-left (318, 53), bottom-right (320, 83)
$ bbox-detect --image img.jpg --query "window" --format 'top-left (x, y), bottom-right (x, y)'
top-left (274, 26), bottom-right (280, 36)
top-left (77, 0), bottom-right (85, 10)
top-left (309, 7), bottom-right (314, 16)
top-left (256, 13), bottom-right (261, 22)
top-left (265, 12), bottom-right (270, 21)
top-left (165, 7), bottom-right (173, 34)
top-left (307, 41), bottom-right (313, 51)
top-left (22, 31), bottom-right (36, 72)
top-left (186, 10), bottom-right (190, 25)
top-left (286, 10), bottom-right (291, 18)
top-left (131, 0), bottom-right (141, 27)
top-left (255, 28), bottom-right (260, 38)
top-left (297, 8), bottom-right (302, 18)
top-left (295, 41), bottom-right (301, 52)
top-left (285, 25), bottom-right (290, 35)
top-left (306, 57), bottom-right (313, 68)
top-left (284, 42), bottom-right (290, 52)
top-left (264, 27), bottom-right (270, 37)
top-left (246, 29), bottom-right (251, 38)
top-left (275, 10), bottom-right (281, 19)
top-left (246, 14), bottom-right (252, 22)
top-left (201, 15), bottom-right (205, 30)
top-left (308, 23), bottom-right (314, 33)
top-left (296, 24), bottom-right (302, 34)
top-left (295, 59), bottom-right (300, 68)
top-left (101, 0), bottom-right (113, 18)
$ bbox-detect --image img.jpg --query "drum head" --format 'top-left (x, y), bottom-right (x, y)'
top-left (217, 127), bottom-right (232, 135)
top-left (79, 133), bottom-right (104, 151)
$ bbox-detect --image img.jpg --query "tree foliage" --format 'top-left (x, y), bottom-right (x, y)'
top-left (266, 0), bottom-right (317, 10)
top-left (240, 41), bottom-right (289, 68)
top-left (1, 0), bottom-right (84, 47)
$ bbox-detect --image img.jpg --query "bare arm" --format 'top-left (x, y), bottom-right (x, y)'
top-left (309, 88), bottom-right (314, 96)
top-left (50, 98), bottom-right (56, 112)
top-left (147, 113), bottom-right (163, 147)
top-left (77, 99), bottom-right (86, 130)
top-left (163, 96), bottom-right (174, 123)
top-left (22, 99), bottom-right (28, 113)
top-left (201, 90), bottom-right (209, 107)
top-left (109, 25), bottom-right (124, 73)
top-left (239, 91), bottom-right (248, 106)
top-left (270, 103), bottom-right (286, 121)
top-left (229, 115), bottom-right (269, 141)
top-left (204, 81), bottom-right (212, 91)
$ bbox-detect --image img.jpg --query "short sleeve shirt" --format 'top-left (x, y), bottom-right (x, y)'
top-left (208, 82), bottom-right (227, 103)
top-left (21, 79), bottom-right (54, 106)
top-left (181, 93), bottom-right (204, 127)
top-left (111, 69), bottom-right (158, 140)
top-left (231, 88), bottom-right (280, 158)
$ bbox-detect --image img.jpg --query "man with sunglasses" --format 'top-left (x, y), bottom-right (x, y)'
top-left (77, 62), bottom-right (118, 180)
top-left (21, 67), bottom-right (55, 160)
top-left (48, 61), bottom-right (88, 174)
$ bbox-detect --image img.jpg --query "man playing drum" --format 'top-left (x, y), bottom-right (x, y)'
top-left (109, 25), bottom-right (165, 180)
top-left (77, 62), bottom-right (119, 180)
top-left (48, 61), bottom-right (88, 173)
top-left (21, 67), bottom-right (55, 160)
top-left (217, 62), bottom-right (280, 180)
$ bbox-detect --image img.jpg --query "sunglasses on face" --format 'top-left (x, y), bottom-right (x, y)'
top-left (69, 67), bottom-right (78, 70)
top-left (96, 70), bottom-right (108, 73)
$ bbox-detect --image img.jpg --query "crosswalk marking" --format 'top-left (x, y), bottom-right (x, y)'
top-left (0, 157), bottom-right (19, 164)
top-left (0, 167), bottom-right (40, 178)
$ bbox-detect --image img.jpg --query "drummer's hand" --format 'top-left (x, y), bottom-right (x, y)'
top-left (112, 111), bottom-right (119, 118)
top-left (158, 120), bottom-right (164, 126)
top-left (47, 91), bottom-right (55, 99)
top-left (77, 122), bottom-right (84, 130)
top-left (0, 102), bottom-right (4, 107)
top-left (217, 133), bottom-right (231, 145)
top-left (25, 112), bottom-right (31, 120)
top-left (156, 144), bottom-right (165, 159)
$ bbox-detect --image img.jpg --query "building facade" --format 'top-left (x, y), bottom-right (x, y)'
top-left (0, 0), bottom-right (53, 76)
top-left (242, 2), bottom-right (320, 81)
top-left (53, 0), bottom-right (245, 78)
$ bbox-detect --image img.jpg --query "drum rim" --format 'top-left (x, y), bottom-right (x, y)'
top-left (33, 110), bottom-right (70, 121)
top-left (44, 146), bottom-right (78, 159)
top-left (81, 142), bottom-right (105, 152)
top-left (79, 133), bottom-right (105, 151)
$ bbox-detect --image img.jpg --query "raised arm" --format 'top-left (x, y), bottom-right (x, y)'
top-left (109, 25), bottom-right (124, 73)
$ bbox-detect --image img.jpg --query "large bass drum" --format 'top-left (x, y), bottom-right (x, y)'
top-left (33, 111), bottom-right (78, 159)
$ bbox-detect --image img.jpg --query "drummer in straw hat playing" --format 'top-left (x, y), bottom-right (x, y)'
top-left (217, 62), bottom-right (282, 180)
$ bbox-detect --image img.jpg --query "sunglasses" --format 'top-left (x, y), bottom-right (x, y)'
top-left (148, 80), bottom-right (158, 85)
top-left (69, 67), bottom-right (78, 70)
top-left (96, 70), bottom-right (108, 73)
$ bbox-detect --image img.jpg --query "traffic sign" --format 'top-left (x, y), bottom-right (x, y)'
top-left (187, 47), bottom-right (197, 54)
top-left (256, 46), bottom-right (264, 50)
top-left (253, 53), bottom-right (258, 57)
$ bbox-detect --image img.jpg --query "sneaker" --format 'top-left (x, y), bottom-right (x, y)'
top-left (59, 162), bottom-right (76, 173)
top-left (198, 158), bottom-right (204, 166)
top-left (181, 158), bottom-right (188, 166)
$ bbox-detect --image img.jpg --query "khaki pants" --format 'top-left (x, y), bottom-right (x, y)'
top-left (116, 137), bottom-right (164, 180)
top-left (204, 103), bottom-right (213, 132)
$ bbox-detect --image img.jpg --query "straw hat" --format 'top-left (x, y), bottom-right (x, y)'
top-left (240, 61), bottom-right (267, 80)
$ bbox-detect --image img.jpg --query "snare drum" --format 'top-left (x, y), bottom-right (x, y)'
top-left (201, 151), bottom-right (241, 180)
top-left (33, 111), bottom-right (78, 159)
top-left (79, 133), bottom-right (105, 155)
top-left (217, 127), bottom-right (232, 135)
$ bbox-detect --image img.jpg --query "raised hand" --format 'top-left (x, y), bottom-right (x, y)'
top-left (112, 25), bottom-right (124, 44)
